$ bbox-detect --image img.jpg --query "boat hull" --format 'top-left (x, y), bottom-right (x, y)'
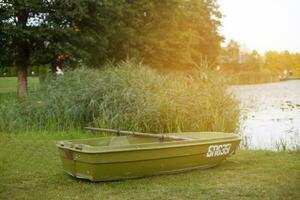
top-left (57, 132), bottom-right (241, 181)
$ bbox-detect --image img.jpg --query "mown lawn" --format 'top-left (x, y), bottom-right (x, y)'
top-left (0, 133), bottom-right (299, 200)
top-left (0, 77), bottom-right (40, 94)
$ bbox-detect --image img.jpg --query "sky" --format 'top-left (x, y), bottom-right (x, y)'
top-left (218, 0), bottom-right (300, 53)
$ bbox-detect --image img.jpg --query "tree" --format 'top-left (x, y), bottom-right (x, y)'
top-left (242, 50), bottom-right (263, 72)
top-left (264, 50), bottom-right (300, 75)
top-left (0, 0), bottom-right (120, 97)
top-left (108, 0), bottom-right (223, 70)
top-left (1, 0), bottom-right (224, 97)
top-left (219, 40), bottom-right (240, 72)
top-left (225, 40), bottom-right (240, 64)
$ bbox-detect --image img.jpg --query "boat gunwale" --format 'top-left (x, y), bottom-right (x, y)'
top-left (57, 133), bottom-right (241, 154)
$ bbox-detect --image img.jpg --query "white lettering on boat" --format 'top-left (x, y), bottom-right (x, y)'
top-left (206, 144), bottom-right (232, 157)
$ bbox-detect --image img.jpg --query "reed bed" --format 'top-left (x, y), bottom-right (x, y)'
top-left (0, 61), bottom-right (240, 133)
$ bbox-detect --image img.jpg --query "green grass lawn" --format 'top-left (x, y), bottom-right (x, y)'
top-left (0, 77), bottom-right (40, 94)
top-left (0, 133), bottom-right (299, 200)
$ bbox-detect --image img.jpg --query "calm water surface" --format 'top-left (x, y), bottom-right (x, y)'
top-left (229, 80), bottom-right (300, 151)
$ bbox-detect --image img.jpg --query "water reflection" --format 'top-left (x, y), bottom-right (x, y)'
top-left (229, 80), bottom-right (300, 151)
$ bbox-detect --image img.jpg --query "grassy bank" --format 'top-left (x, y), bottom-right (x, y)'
top-left (0, 61), bottom-right (239, 133)
top-left (0, 77), bottom-right (40, 94)
top-left (0, 133), bottom-right (299, 200)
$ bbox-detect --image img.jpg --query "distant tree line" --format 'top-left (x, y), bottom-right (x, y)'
top-left (220, 40), bottom-right (300, 76)
top-left (0, 0), bottom-right (222, 97)
top-left (264, 51), bottom-right (300, 76)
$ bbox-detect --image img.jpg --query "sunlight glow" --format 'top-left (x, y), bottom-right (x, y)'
top-left (219, 0), bottom-right (300, 53)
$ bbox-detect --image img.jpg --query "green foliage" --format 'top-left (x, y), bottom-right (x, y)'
top-left (220, 40), bottom-right (300, 76)
top-left (1, 0), bottom-right (223, 97)
top-left (115, 0), bottom-right (223, 69)
top-left (0, 61), bottom-right (239, 133)
top-left (264, 51), bottom-right (300, 76)
top-left (0, 0), bottom-right (222, 69)
top-left (0, 0), bottom-right (122, 67)
top-left (220, 40), bottom-right (240, 66)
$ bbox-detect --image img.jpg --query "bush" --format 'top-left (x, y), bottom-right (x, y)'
top-left (0, 61), bottom-right (240, 133)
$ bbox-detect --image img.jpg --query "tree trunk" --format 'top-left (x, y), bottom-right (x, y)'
top-left (16, 10), bottom-right (29, 98)
top-left (17, 63), bottom-right (27, 98)
top-left (16, 43), bottom-right (29, 98)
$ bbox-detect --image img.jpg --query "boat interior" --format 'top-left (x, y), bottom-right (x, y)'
top-left (70, 136), bottom-right (164, 147)
top-left (60, 132), bottom-right (239, 148)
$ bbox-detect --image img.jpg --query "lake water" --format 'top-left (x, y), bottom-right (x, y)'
top-left (229, 80), bottom-right (300, 151)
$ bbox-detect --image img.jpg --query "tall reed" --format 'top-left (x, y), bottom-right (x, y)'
top-left (0, 61), bottom-right (240, 133)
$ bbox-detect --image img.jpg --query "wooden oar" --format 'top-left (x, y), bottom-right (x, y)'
top-left (85, 127), bottom-right (191, 141)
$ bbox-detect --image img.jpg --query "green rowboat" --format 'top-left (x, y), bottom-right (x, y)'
top-left (57, 131), bottom-right (241, 181)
